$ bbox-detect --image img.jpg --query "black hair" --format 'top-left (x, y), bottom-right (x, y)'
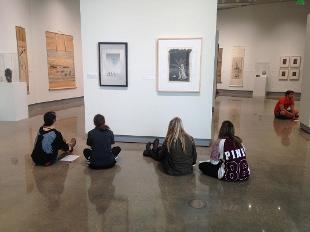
top-left (93, 114), bottom-right (105, 128)
top-left (43, 111), bottom-right (56, 126)
top-left (5, 68), bottom-right (12, 77)
top-left (285, 90), bottom-right (294, 96)
top-left (218, 120), bottom-right (242, 145)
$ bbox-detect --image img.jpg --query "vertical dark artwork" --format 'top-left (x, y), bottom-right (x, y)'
top-left (293, 59), bottom-right (298, 65)
top-left (283, 59), bottom-right (287, 65)
top-left (5, 68), bottom-right (12, 82)
top-left (168, 49), bottom-right (191, 82)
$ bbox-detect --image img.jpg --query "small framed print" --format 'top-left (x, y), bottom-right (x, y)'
top-left (279, 68), bottom-right (289, 80)
top-left (98, 42), bottom-right (128, 87)
top-left (289, 68), bottom-right (300, 80)
top-left (157, 38), bottom-right (202, 92)
top-left (290, 56), bottom-right (301, 68)
top-left (280, 57), bottom-right (290, 68)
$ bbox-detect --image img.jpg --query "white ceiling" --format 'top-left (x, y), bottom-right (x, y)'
top-left (218, 0), bottom-right (296, 10)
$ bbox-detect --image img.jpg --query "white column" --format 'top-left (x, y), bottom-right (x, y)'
top-left (300, 14), bottom-right (310, 133)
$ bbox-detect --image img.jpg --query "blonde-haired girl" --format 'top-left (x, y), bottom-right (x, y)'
top-left (143, 117), bottom-right (197, 176)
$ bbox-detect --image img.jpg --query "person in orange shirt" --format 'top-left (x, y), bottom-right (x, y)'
top-left (274, 90), bottom-right (299, 120)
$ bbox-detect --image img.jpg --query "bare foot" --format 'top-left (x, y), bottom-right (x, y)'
top-left (69, 138), bottom-right (76, 152)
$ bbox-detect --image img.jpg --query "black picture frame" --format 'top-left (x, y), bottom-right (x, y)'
top-left (98, 42), bottom-right (128, 87)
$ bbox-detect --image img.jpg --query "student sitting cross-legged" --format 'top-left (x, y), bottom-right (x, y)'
top-left (143, 117), bottom-right (197, 176)
top-left (84, 114), bottom-right (121, 169)
top-left (199, 120), bottom-right (250, 182)
top-left (31, 111), bottom-right (76, 166)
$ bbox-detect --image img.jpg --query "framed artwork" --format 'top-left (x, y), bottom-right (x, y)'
top-left (290, 56), bottom-right (301, 68)
top-left (216, 47), bottom-right (223, 84)
top-left (280, 57), bottom-right (290, 68)
top-left (16, 26), bottom-right (29, 93)
top-left (46, 31), bottom-right (76, 90)
top-left (230, 47), bottom-right (245, 87)
top-left (289, 68), bottom-right (300, 80)
top-left (98, 42), bottom-right (128, 87)
top-left (157, 38), bottom-right (202, 92)
top-left (279, 68), bottom-right (289, 80)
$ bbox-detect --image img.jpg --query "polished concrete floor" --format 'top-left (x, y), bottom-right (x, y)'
top-left (0, 96), bottom-right (310, 232)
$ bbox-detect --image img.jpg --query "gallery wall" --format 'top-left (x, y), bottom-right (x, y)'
top-left (217, 2), bottom-right (310, 93)
top-left (80, 0), bottom-right (217, 142)
top-left (0, 0), bottom-right (84, 105)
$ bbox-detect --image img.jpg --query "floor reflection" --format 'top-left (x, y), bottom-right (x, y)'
top-left (273, 119), bottom-right (296, 146)
top-left (33, 164), bottom-right (69, 211)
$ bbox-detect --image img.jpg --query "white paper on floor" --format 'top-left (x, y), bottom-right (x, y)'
top-left (60, 155), bottom-right (79, 162)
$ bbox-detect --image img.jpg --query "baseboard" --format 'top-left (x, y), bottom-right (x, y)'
top-left (266, 92), bottom-right (301, 101)
top-left (217, 89), bottom-right (301, 101)
top-left (217, 89), bottom-right (253, 98)
top-left (114, 135), bottom-right (211, 147)
top-left (29, 97), bottom-right (84, 117)
top-left (300, 123), bottom-right (310, 134)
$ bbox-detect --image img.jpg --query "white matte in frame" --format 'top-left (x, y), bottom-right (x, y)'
top-left (289, 68), bottom-right (300, 80)
top-left (279, 68), bottom-right (289, 80)
top-left (280, 56), bottom-right (290, 68)
top-left (157, 38), bottom-right (202, 92)
top-left (290, 56), bottom-right (301, 68)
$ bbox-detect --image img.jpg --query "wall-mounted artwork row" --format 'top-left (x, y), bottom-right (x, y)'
top-left (230, 47), bottom-right (245, 87)
top-left (98, 42), bottom-right (128, 87)
top-left (157, 38), bottom-right (202, 92)
top-left (16, 26), bottom-right (29, 93)
top-left (279, 56), bottom-right (301, 81)
top-left (216, 47), bottom-right (223, 84)
top-left (45, 31), bottom-right (76, 90)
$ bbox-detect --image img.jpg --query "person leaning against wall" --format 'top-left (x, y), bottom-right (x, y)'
top-left (143, 117), bottom-right (197, 176)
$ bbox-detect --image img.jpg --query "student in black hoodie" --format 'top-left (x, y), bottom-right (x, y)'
top-left (31, 111), bottom-right (76, 166)
top-left (84, 114), bottom-right (121, 169)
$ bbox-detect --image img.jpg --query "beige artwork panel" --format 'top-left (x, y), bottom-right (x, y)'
top-left (230, 47), bottom-right (245, 87)
top-left (16, 26), bottom-right (30, 93)
top-left (216, 47), bottom-right (223, 84)
top-left (46, 31), bottom-right (76, 90)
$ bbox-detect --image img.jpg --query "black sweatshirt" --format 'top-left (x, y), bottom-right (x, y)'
top-left (31, 127), bottom-right (69, 165)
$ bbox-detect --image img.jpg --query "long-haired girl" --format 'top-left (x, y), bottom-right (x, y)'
top-left (199, 120), bottom-right (250, 181)
top-left (143, 117), bottom-right (197, 176)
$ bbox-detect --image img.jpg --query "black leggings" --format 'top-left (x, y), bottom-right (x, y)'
top-left (143, 147), bottom-right (165, 161)
top-left (199, 161), bottom-right (222, 179)
top-left (83, 146), bottom-right (121, 160)
top-left (83, 147), bottom-right (121, 169)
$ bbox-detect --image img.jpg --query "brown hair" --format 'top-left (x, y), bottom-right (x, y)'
top-left (93, 114), bottom-right (105, 128)
top-left (218, 120), bottom-right (242, 145)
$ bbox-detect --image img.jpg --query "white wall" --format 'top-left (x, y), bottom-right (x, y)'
top-left (0, 0), bottom-right (83, 105)
top-left (217, 2), bottom-right (310, 93)
top-left (80, 0), bottom-right (217, 141)
top-left (300, 14), bottom-right (310, 127)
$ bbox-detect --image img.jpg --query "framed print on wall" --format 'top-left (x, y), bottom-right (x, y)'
top-left (157, 38), bottom-right (202, 92)
top-left (290, 56), bottom-right (301, 68)
top-left (279, 68), bottom-right (289, 80)
top-left (98, 42), bottom-right (128, 87)
top-left (289, 68), bottom-right (300, 80)
top-left (280, 56), bottom-right (290, 68)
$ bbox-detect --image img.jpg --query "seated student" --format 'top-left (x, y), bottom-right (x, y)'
top-left (199, 120), bottom-right (250, 182)
top-left (84, 114), bottom-right (121, 169)
top-left (31, 111), bottom-right (76, 166)
top-left (274, 90), bottom-right (299, 120)
top-left (143, 117), bottom-right (197, 176)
